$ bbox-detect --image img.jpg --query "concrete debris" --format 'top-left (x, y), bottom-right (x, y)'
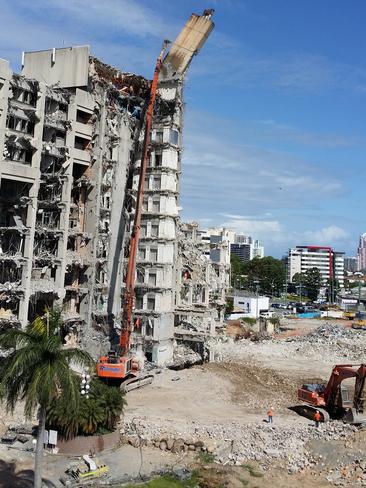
top-left (123, 418), bottom-right (358, 473)
top-left (167, 343), bottom-right (202, 369)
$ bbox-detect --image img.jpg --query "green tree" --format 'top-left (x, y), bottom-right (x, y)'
top-left (0, 308), bottom-right (93, 488)
top-left (230, 253), bottom-right (246, 287)
top-left (304, 267), bottom-right (322, 301)
top-left (292, 272), bottom-right (307, 299)
top-left (47, 378), bottom-right (126, 438)
top-left (292, 272), bottom-right (306, 285)
top-left (225, 296), bottom-right (234, 315)
top-left (243, 256), bottom-right (286, 296)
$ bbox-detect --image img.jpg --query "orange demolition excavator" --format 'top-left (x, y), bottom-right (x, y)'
top-left (96, 10), bottom-right (215, 392)
top-left (296, 364), bottom-right (366, 423)
top-left (96, 42), bottom-right (169, 392)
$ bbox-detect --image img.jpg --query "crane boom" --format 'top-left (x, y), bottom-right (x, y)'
top-left (120, 41), bottom-right (169, 355)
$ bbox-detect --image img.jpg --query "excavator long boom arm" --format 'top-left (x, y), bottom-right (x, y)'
top-left (120, 41), bottom-right (170, 354)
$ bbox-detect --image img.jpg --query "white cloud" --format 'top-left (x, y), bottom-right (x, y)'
top-left (255, 119), bottom-right (360, 148)
top-left (301, 225), bottom-right (350, 245)
top-left (222, 217), bottom-right (283, 236)
top-left (13, 0), bottom-right (170, 39)
top-left (181, 109), bottom-right (343, 223)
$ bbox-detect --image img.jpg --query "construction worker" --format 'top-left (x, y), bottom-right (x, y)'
top-left (267, 406), bottom-right (274, 424)
top-left (314, 410), bottom-right (321, 428)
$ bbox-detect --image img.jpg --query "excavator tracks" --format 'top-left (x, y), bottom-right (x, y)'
top-left (121, 374), bottom-right (154, 393)
top-left (289, 404), bottom-right (330, 422)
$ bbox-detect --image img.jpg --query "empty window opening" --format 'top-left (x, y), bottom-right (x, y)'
top-left (12, 87), bottom-right (37, 106)
top-left (150, 248), bottom-right (158, 262)
top-left (73, 162), bottom-right (89, 180)
top-left (142, 196), bottom-right (148, 211)
top-left (152, 176), bottom-right (161, 190)
top-left (155, 152), bottom-right (162, 167)
top-left (136, 268), bottom-right (145, 284)
top-left (0, 179), bottom-right (32, 204)
top-left (138, 247), bottom-right (146, 260)
top-left (0, 261), bottom-right (23, 284)
top-left (76, 109), bottom-right (92, 124)
top-left (155, 131), bottom-right (163, 143)
top-left (74, 136), bottom-right (90, 151)
top-left (170, 129), bottom-right (179, 145)
top-left (36, 210), bottom-right (60, 229)
top-left (28, 294), bottom-right (55, 323)
top-left (0, 233), bottom-right (24, 256)
top-left (152, 199), bottom-right (160, 213)
top-left (4, 145), bottom-right (33, 164)
top-left (147, 296), bottom-right (155, 310)
top-left (97, 240), bottom-right (109, 259)
top-left (38, 181), bottom-right (62, 203)
top-left (148, 272), bottom-right (157, 287)
top-left (7, 116), bottom-right (34, 135)
top-left (40, 155), bottom-right (63, 175)
top-left (151, 224), bottom-right (159, 237)
top-left (140, 224), bottom-right (147, 238)
top-left (33, 236), bottom-right (59, 257)
top-left (135, 295), bottom-right (143, 310)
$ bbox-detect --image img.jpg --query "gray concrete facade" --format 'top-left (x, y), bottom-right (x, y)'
top-left (0, 10), bottom-right (218, 366)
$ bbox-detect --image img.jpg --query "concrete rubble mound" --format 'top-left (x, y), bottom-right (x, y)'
top-left (122, 418), bottom-right (358, 474)
top-left (301, 322), bottom-right (360, 341)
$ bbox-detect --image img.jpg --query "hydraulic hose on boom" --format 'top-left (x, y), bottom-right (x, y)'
top-left (96, 41), bottom-right (170, 386)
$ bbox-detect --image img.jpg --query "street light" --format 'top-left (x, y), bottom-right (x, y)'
top-left (253, 279), bottom-right (260, 319)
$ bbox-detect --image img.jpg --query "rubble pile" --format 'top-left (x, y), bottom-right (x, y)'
top-left (167, 344), bottom-right (202, 369)
top-left (299, 323), bottom-right (360, 342)
top-left (326, 459), bottom-right (366, 486)
top-left (122, 418), bottom-right (357, 473)
top-left (217, 321), bottom-right (366, 364)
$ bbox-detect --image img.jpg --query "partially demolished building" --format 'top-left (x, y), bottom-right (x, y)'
top-left (0, 11), bottom-right (226, 364)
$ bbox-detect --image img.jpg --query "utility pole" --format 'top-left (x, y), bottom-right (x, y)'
top-left (254, 279), bottom-right (260, 319)
top-left (358, 279), bottom-right (362, 311)
top-left (299, 281), bottom-right (302, 304)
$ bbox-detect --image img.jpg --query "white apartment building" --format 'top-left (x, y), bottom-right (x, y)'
top-left (288, 246), bottom-right (344, 288)
top-left (199, 227), bottom-right (235, 265)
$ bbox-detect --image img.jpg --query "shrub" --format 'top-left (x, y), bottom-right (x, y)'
top-left (46, 377), bottom-right (126, 439)
top-left (240, 317), bottom-right (256, 326)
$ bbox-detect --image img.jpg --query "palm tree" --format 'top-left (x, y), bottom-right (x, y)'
top-left (0, 308), bottom-right (93, 488)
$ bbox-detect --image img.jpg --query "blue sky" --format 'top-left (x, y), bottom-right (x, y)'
top-left (1, 0), bottom-right (365, 257)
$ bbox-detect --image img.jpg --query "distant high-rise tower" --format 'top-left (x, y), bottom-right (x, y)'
top-left (357, 233), bottom-right (366, 271)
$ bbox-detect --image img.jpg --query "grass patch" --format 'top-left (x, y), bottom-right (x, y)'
top-left (241, 464), bottom-right (264, 478)
top-left (122, 473), bottom-right (199, 488)
top-left (197, 451), bottom-right (215, 464)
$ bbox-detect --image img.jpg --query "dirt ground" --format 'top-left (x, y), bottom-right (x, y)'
top-left (123, 318), bottom-right (364, 487)
top-left (0, 318), bottom-right (363, 487)
top-left (125, 318), bottom-right (353, 425)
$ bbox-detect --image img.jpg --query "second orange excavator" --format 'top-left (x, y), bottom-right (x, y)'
top-left (295, 364), bottom-right (366, 423)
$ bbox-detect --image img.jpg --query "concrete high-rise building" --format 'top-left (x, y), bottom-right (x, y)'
top-left (357, 233), bottom-right (366, 271)
top-left (288, 246), bottom-right (344, 288)
top-left (230, 234), bottom-right (264, 264)
top-left (0, 11), bottom-right (215, 365)
top-left (344, 256), bottom-right (358, 273)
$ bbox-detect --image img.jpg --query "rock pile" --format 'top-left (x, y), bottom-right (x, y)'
top-left (299, 323), bottom-right (360, 342)
top-left (326, 459), bottom-right (366, 486)
top-left (122, 418), bottom-right (358, 473)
